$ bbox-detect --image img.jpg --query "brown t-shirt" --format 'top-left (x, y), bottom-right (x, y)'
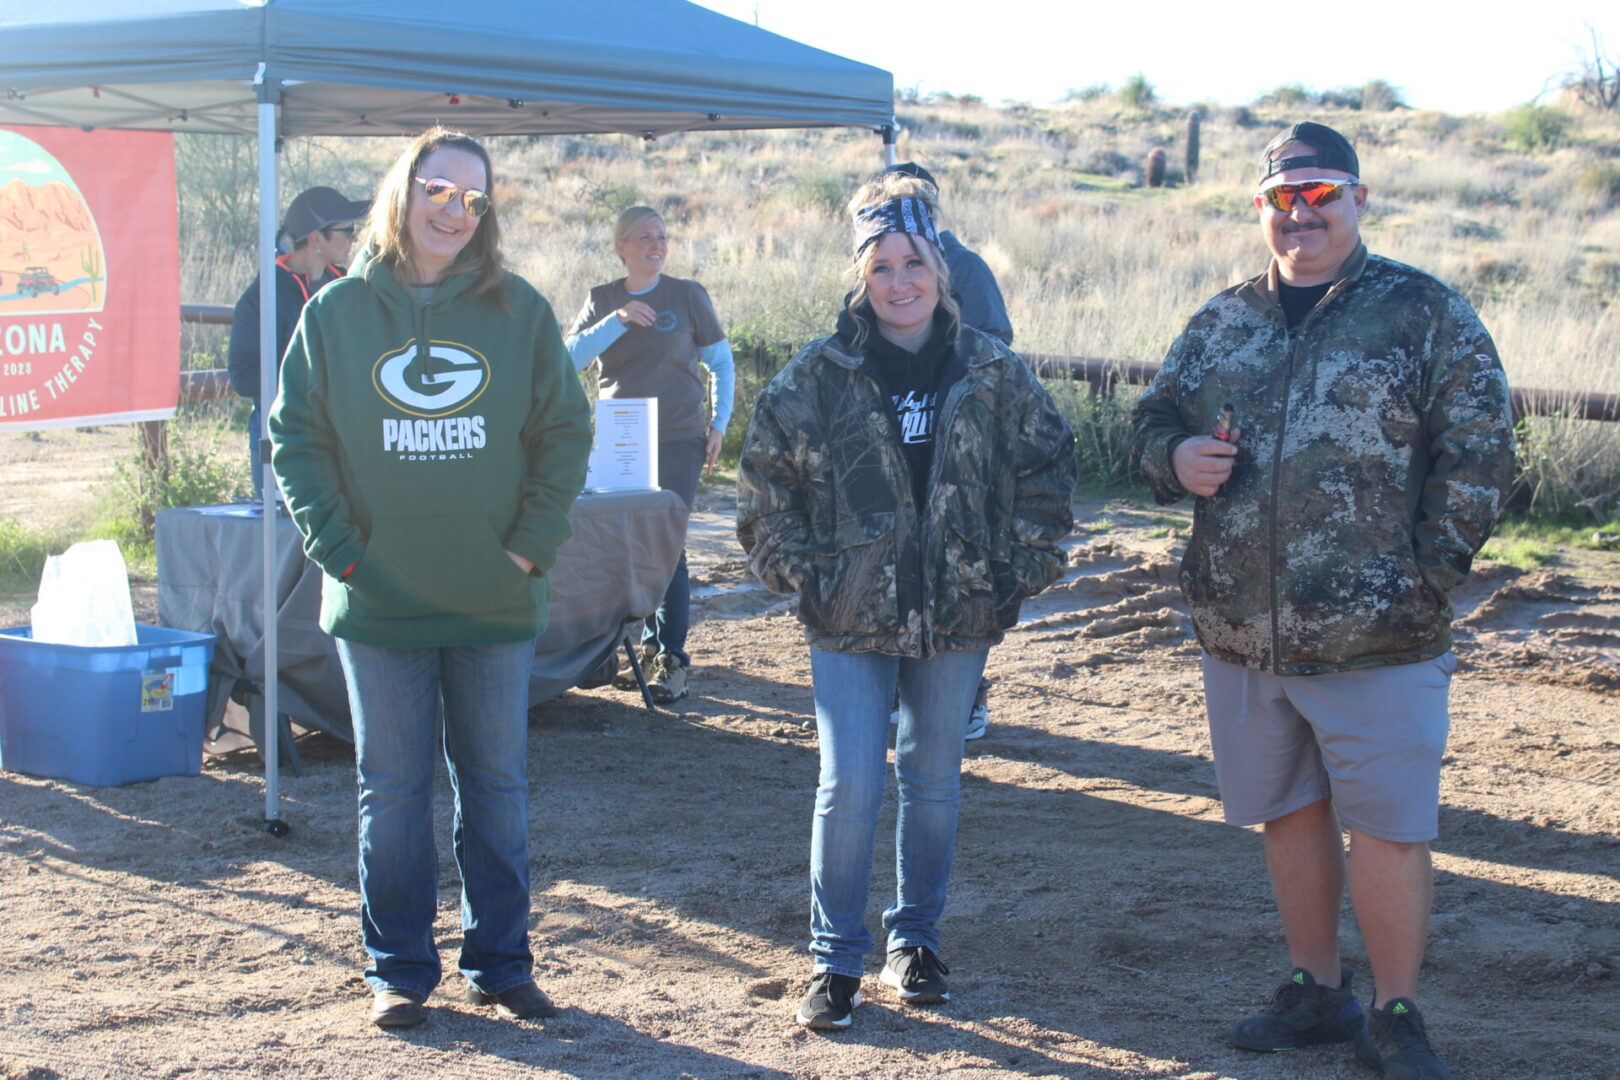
top-left (568, 276), bottom-right (724, 442)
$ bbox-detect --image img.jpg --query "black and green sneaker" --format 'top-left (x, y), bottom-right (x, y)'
top-left (1354, 998), bottom-right (1450, 1079)
top-left (1229, 966), bottom-right (1366, 1052)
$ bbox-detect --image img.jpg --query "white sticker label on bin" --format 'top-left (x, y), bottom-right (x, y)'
top-left (141, 673), bottom-right (175, 712)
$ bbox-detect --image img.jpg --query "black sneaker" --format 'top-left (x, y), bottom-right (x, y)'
top-left (795, 972), bottom-right (862, 1030)
top-left (881, 945), bottom-right (951, 1004)
top-left (1229, 966), bottom-right (1365, 1051)
top-left (1355, 998), bottom-right (1451, 1079)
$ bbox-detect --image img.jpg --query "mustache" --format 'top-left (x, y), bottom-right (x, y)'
top-left (1281, 221), bottom-right (1327, 233)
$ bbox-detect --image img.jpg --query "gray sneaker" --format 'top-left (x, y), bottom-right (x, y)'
top-left (648, 652), bottom-right (688, 703)
top-left (612, 644), bottom-right (654, 692)
top-left (964, 677), bottom-right (991, 740)
top-left (1229, 966), bottom-right (1366, 1052)
top-left (964, 702), bottom-right (989, 740)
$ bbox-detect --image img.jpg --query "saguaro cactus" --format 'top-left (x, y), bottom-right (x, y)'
top-left (81, 246), bottom-right (102, 303)
top-left (1186, 110), bottom-right (1203, 185)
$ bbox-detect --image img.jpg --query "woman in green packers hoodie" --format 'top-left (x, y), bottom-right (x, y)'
top-left (270, 128), bottom-right (591, 1030)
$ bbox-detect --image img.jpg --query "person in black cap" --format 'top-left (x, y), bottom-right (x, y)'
top-left (882, 162), bottom-right (1013, 346)
top-left (228, 185), bottom-right (369, 495)
top-left (880, 161), bottom-right (1010, 741)
top-left (1131, 121), bottom-right (1514, 1080)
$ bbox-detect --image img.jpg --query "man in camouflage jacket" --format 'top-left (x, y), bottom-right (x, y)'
top-left (737, 324), bottom-right (1074, 657)
top-left (1131, 122), bottom-right (1513, 1080)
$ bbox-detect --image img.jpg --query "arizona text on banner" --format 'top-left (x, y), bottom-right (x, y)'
top-left (0, 126), bottom-right (178, 433)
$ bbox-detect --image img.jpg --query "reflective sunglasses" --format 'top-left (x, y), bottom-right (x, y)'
top-left (1258, 178), bottom-right (1358, 212)
top-left (323, 225), bottom-right (356, 237)
top-left (413, 176), bottom-right (491, 217)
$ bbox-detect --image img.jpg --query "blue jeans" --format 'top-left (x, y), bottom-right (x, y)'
top-left (335, 638), bottom-right (537, 999)
top-left (806, 646), bottom-right (989, 977)
top-left (641, 436), bottom-right (706, 666)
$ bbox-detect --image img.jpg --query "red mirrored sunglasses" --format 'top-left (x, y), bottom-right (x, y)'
top-left (413, 176), bottom-right (491, 217)
top-left (1259, 178), bottom-right (1358, 212)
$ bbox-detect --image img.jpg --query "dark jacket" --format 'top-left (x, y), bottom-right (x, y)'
top-left (737, 322), bottom-right (1075, 656)
top-left (941, 230), bottom-right (1013, 345)
top-left (269, 248), bottom-right (592, 648)
top-left (227, 259), bottom-right (340, 401)
top-left (1131, 247), bottom-right (1516, 675)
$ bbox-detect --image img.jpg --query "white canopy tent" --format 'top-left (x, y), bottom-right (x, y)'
top-left (0, 0), bottom-right (895, 832)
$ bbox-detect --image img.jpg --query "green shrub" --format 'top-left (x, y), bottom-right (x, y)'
top-left (1256, 84), bottom-right (1311, 108)
top-left (787, 174), bottom-right (846, 215)
top-left (1118, 75), bottom-right (1156, 110)
top-left (1318, 86), bottom-right (1363, 110)
top-left (1502, 105), bottom-right (1569, 151)
top-left (1360, 80), bottom-right (1406, 112)
top-left (0, 519), bottom-right (56, 591)
top-left (113, 424), bottom-right (247, 539)
top-left (1064, 84), bottom-right (1110, 103)
top-left (1575, 161), bottom-right (1620, 205)
top-left (1512, 414), bottom-right (1620, 520)
top-left (1049, 381), bottom-right (1143, 494)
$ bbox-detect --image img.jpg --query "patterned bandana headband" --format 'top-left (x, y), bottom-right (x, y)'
top-left (852, 197), bottom-right (941, 257)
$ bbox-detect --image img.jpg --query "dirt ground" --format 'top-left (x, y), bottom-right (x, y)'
top-left (1, 441), bottom-right (1617, 1080)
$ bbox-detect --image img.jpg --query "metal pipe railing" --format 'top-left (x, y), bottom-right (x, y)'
top-left (179, 306), bottom-right (1620, 422)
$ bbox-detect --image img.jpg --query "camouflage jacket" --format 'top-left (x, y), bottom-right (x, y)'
top-left (1131, 247), bottom-right (1515, 675)
top-left (737, 324), bottom-right (1076, 656)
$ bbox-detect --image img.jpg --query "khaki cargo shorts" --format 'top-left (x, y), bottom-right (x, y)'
top-left (1200, 652), bottom-right (1457, 842)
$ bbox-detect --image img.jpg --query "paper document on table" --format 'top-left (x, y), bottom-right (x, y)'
top-left (585, 398), bottom-right (659, 492)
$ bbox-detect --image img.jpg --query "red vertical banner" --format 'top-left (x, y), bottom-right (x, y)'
top-left (0, 126), bottom-right (179, 432)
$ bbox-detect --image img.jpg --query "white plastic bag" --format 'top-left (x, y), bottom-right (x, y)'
top-left (30, 539), bottom-right (138, 647)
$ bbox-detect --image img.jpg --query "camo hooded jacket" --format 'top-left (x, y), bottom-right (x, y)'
top-left (737, 323), bottom-right (1076, 656)
top-left (1131, 246), bottom-right (1515, 675)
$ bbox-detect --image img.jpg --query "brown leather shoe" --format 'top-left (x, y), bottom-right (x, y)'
top-left (370, 987), bottom-right (427, 1028)
top-left (466, 981), bottom-right (557, 1020)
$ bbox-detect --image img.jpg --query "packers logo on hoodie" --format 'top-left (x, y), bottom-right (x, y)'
top-left (375, 342), bottom-right (491, 459)
top-left (374, 342), bottom-right (490, 417)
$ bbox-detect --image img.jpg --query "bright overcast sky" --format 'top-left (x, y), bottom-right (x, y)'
top-left (691, 1), bottom-right (1617, 116)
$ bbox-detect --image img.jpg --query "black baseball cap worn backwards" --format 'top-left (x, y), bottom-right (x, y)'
top-left (283, 186), bottom-right (371, 238)
top-left (1260, 122), bottom-right (1360, 181)
top-left (883, 161), bottom-right (939, 192)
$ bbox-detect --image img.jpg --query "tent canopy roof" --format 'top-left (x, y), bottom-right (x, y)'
top-left (0, 0), bottom-right (895, 138)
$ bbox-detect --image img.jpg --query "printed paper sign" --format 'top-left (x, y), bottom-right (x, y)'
top-left (0, 126), bottom-right (179, 432)
top-left (585, 398), bottom-right (659, 491)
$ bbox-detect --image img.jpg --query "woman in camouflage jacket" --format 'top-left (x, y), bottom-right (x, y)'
top-left (736, 173), bottom-right (1074, 1030)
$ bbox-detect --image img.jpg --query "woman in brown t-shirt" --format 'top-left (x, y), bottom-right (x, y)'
top-left (565, 206), bottom-right (735, 703)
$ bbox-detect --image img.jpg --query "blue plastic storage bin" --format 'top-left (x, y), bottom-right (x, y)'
top-left (0, 625), bottom-right (216, 786)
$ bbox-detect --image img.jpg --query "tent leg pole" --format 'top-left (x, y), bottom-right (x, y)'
top-left (881, 124), bottom-right (896, 168)
top-left (257, 91), bottom-right (289, 838)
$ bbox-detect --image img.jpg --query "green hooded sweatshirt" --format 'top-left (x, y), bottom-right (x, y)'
top-left (269, 249), bottom-right (592, 648)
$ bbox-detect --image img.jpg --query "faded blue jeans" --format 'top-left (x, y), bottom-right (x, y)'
top-left (335, 638), bottom-right (537, 999)
top-left (806, 646), bottom-right (989, 977)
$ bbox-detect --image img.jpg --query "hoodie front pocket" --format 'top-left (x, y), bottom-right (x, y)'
top-left (347, 516), bottom-right (531, 620)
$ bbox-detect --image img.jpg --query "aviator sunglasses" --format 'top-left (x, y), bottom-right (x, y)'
top-left (1258, 177), bottom-right (1358, 212)
top-left (413, 176), bottom-right (491, 217)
